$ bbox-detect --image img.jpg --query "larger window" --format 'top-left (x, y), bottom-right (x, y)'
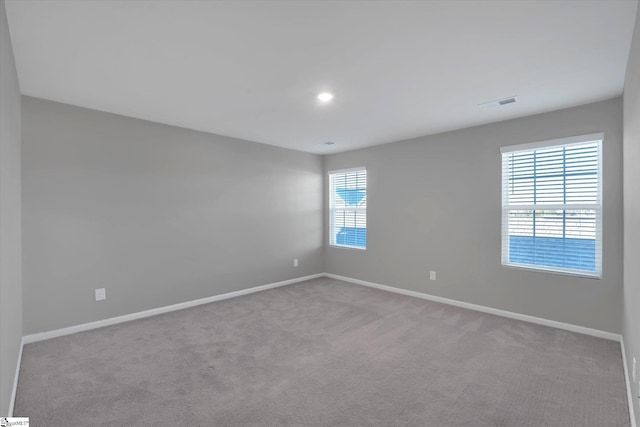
top-left (329, 168), bottom-right (367, 249)
top-left (501, 133), bottom-right (602, 277)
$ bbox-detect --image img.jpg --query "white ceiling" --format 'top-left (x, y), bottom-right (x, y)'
top-left (5, 0), bottom-right (638, 154)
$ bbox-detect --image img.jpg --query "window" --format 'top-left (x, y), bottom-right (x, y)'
top-left (329, 168), bottom-right (367, 249)
top-left (501, 133), bottom-right (602, 277)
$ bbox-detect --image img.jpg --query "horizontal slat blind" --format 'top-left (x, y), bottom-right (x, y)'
top-left (501, 137), bottom-right (602, 276)
top-left (329, 168), bottom-right (367, 249)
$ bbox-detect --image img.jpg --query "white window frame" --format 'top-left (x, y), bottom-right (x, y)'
top-left (329, 167), bottom-right (367, 250)
top-left (501, 133), bottom-right (603, 278)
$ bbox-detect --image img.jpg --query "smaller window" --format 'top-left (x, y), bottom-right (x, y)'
top-left (501, 133), bottom-right (603, 277)
top-left (329, 168), bottom-right (367, 249)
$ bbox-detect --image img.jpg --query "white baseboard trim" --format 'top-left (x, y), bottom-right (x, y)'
top-left (8, 337), bottom-right (24, 417)
top-left (22, 273), bottom-right (323, 345)
top-left (323, 273), bottom-right (621, 342)
top-left (621, 337), bottom-right (638, 427)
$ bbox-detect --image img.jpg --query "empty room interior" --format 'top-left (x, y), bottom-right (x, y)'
top-left (1, 0), bottom-right (640, 425)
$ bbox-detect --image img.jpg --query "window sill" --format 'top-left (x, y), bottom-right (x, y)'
top-left (329, 244), bottom-right (366, 251)
top-left (502, 262), bottom-right (601, 279)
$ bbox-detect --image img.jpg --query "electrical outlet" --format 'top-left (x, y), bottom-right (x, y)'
top-left (293, 258), bottom-right (299, 267)
top-left (95, 288), bottom-right (106, 301)
top-left (430, 271), bottom-right (436, 281)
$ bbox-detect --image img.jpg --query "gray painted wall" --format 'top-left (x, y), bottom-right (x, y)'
top-left (325, 98), bottom-right (623, 334)
top-left (623, 4), bottom-right (640, 425)
top-left (22, 97), bottom-right (324, 335)
top-left (0, 0), bottom-right (22, 416)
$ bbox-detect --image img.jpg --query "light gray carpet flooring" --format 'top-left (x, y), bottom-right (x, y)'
top-left (15, 278), bottom-right (629, 426)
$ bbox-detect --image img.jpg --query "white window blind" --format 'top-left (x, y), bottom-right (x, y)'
top-left (501, 133), bottom-right (602, 277)
top-left (329, 168), bottom-right (367, 249)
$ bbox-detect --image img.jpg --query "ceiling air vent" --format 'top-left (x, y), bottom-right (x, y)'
top-left (479, 96), bottom-right (518, 109)
top-left (498, 97), bottom-right (516, 105)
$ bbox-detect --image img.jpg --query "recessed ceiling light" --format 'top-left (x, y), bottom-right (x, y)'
top-left (317, 92), bottom-right (334, 102)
